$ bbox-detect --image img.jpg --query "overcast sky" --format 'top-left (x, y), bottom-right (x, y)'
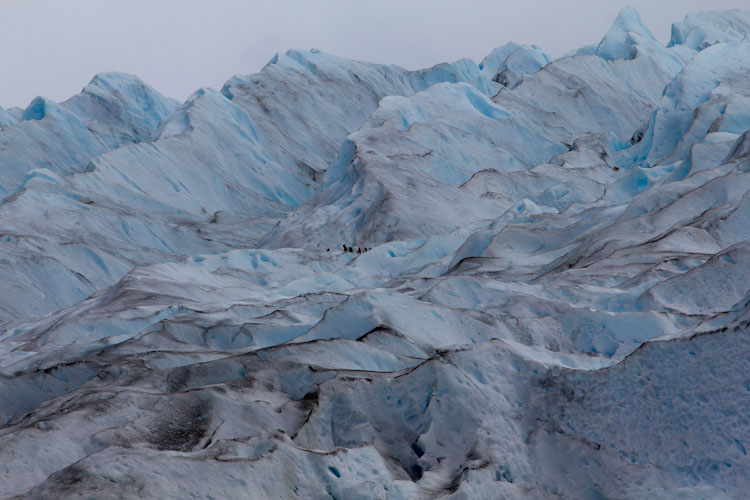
top-left (1, 0), bottom-right (748, 108)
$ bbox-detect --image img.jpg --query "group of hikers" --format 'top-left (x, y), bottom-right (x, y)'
top-left (326, 245), bottom-right (371, 254)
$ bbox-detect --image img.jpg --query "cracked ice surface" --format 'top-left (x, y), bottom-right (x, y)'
top-left (2, 7), bottom-right (750, 499)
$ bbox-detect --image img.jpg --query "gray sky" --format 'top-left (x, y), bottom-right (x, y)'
top-left (1, 0), bottom-right (748, 108)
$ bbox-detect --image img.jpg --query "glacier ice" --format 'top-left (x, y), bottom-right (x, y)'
top-left (0, 106), bottom-right (16, 129)
top-left (1, 7), bottom-right (750, 499)
top-left (669, 9), bottom-right (750, 50)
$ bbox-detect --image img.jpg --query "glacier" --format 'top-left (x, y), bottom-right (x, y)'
top-left (1, 7), bottom-right (750, 499)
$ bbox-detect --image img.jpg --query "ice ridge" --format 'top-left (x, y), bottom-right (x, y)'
top-left (0, 7), bottom-right (750, 499)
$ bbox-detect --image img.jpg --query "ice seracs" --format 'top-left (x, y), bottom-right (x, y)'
top-left (0, 106), bottom-right (16, 128)
top-left (0, 72), bottom-right (178, 198)
top-left (1, 7), bottom-right (750, 499)
top-left (669, 9), bottom-right (750, 50)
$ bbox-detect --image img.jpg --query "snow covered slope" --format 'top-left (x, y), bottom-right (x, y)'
top-left (2, 7), bottom-right (750, 499)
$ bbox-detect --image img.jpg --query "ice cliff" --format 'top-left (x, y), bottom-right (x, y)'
top-left (2, 7), bottom-right (750, 499)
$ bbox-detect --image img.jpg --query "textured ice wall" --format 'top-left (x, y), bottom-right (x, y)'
top-left (1, 7), bottom-right (750, 499)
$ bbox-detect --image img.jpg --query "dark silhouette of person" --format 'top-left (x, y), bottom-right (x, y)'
top-left (342, 244), bottom-right (347, 251)
top-left (357, 248), bottom-right (361, 253)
